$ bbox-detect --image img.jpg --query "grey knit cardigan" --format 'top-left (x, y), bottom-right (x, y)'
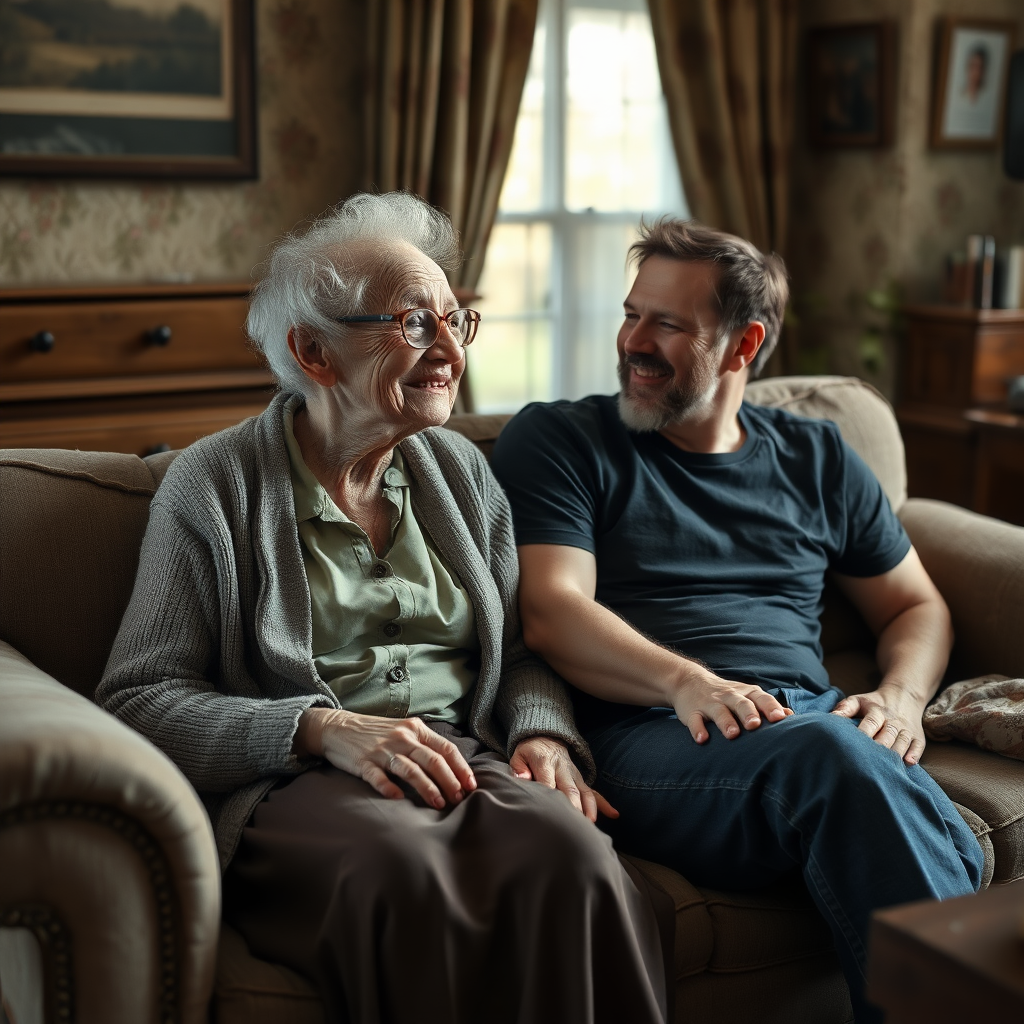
top-left (97, 393), bottom-right (592, 869)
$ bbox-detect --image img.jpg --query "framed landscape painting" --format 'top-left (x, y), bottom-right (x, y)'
top-left (930, 18), bottom-right (1016, 149)
top-left (806, 21), bottom-right (897, 148)
top-left (0, 0), bottom-right (256, 178)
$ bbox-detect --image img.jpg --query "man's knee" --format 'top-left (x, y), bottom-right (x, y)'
top-left (773, 711), bottom-right (895, 776)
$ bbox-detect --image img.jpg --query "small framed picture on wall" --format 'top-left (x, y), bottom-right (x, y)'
top-left (806, 21), bottom-right (897, 148)
top-left (930, 18), bottom-right (1016, 149)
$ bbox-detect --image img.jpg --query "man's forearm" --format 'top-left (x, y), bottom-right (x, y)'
top-left (875, 599), bottom-right (953, 705)
top-left (521, 588), bottom-right (702, 706)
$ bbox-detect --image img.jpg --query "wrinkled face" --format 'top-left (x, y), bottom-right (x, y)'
top-left (329, 238), bottom-right (465, 433)
top-left (616, 257), bottom-right (727, 432)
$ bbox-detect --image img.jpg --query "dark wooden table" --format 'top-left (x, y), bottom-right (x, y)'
top-left (964, 408), bottom-right (1024, 526)
top-left (867, 879), bottom-right (1024, 1022)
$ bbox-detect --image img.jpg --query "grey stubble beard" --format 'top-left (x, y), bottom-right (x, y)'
top-left (616, 352), bottom-right (717, 432)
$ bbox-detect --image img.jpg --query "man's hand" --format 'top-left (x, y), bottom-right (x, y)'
top-left (670, 669), bottom-right (793, 744)
top-left (295, 707), bottom-right (478, 809)
top-left (831, 687), bottom-right (928, 764)
top-left (510, 735), bottom-right (618, 822)
top-left (829, 549), bottom-right (953, 767)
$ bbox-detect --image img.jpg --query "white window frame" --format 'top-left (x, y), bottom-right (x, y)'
top-left (487, 0), bottom-right (685, 403)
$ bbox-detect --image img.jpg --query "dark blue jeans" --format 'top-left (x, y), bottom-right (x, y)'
top-left (583, 687), bottom-right (984, 1024)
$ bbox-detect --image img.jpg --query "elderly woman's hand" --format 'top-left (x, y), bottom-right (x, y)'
top-left (296, 708), bottom-right (477, 809)
top-left (510, 737), bottom-right (618, 823)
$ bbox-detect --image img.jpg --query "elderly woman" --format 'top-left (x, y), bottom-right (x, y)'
top-left (98, 193), bottom-right (667, 1024)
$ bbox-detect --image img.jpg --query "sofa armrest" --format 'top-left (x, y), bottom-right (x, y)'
top-left (0, 640), bottom-right (220, 1024)
top-left (899, 499), bottom-right (1024, 680)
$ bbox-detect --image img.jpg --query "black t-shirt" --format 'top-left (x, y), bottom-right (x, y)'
top-left (491, 394), bottom-right (911, 696)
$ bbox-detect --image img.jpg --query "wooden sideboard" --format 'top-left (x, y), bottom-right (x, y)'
top-left (0, 282), bottom-right (276, 456)
top-left (897, 305), bottom-right (1024, 518)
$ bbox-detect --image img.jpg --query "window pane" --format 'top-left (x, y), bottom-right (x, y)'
top-left (497, 24), bottom-right (546, 213)
top-left (565, 8), bottom-right (670, 212)
top-left (474, 222), bottom-right (552, 315)
top-left (471, 222), bottom-right (554, 412)
top-left (563, 219), bottom-right (641, 399)
top-left (468, 318), bottom-right (553, 414)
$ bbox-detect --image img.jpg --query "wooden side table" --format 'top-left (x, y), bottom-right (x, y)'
top-left (867, 880), bottom-right (1024, 1023)
top-left (898, 306), bottom-right (1024, 511)
top-left (900, 305), bottom-right (1024, 409)
top-left (897, 404), bottom-right (977, 509)
top-left (964, 408), bottom-right (1024, 526)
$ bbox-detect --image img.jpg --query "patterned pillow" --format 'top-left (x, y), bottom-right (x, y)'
top-left (924, 675), bottom-right (1024, 761)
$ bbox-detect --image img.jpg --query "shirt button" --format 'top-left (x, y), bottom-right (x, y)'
top-left (387, 665), bottom-right (406, 682)
top-left (384, 468), bottom-right (402, 486)
top-left (383, 622), bottom-right (401, 639)
top-left (372, 562), bottom-right (392, 579)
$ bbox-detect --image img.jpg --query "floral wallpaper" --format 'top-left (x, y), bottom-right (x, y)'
top-left (787, 0), bottom-right (1024, 398)
top-left (0, 0), bottom-right (365, 285)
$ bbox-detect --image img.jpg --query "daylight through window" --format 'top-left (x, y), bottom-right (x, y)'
top-left (470, 0), bottom-right (687, 414)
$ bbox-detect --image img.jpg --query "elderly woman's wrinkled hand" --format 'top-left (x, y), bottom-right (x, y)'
top-left (510, 736), bottom-right (619, 823)
top-left (296, 707), bottom-right (477, 809)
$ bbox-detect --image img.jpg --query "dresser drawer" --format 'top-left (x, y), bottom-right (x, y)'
top-left (0, 295), bottom-right (256, 384)
top-left (0, 395), bottom-right (272, 458)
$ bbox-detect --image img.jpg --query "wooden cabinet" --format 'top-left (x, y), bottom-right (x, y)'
top-left (900, 305), bottom-right (1024, 409)
top-left (965, 409), bottom-right (1024, 526)
top-left (0, 282), bottom-right (276, 456)
top-left (897, 306), bottom-right (1024, 513)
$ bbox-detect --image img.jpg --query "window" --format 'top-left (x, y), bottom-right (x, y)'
top-left (470, 0), bottom-right (687, 413)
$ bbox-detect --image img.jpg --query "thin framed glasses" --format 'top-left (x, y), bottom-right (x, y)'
top-left (335, 307), bottom-right (481, 349)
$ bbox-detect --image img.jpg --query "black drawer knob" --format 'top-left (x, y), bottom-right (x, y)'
top-left (145, 443), bottom-right (172, 455)
top-left (145, 325), bottom-right (173, 346)
top-left (29, 330), bottom-right (55, 352)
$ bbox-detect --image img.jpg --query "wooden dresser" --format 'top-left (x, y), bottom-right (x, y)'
top-left (0, 282), bottom-right (276, 456)
top-left (896, 305), bottom-right (1024, 514)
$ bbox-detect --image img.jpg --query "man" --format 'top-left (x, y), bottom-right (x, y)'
top-left (490, 219), bottom-right (983, 1023)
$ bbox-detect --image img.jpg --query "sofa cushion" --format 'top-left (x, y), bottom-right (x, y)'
top-left (624, 856), bottom-right (853, 1024)
top-left (920, 740), bottom-right (1024, 885)
top-left (215, 924), bottom-right (323, 1024)
top-left (0, 450), bottom-right (164, 698)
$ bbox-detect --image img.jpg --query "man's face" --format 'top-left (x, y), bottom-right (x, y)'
top-left (616, 257), bottom-right (727, 432)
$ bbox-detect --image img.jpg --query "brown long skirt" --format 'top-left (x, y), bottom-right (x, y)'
top-left (223, 731), bottom-right (670, 1024)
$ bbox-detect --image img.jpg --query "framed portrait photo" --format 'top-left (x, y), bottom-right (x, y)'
top-left (806, 21), bottom-right (897, 148)
top-left (0, 0), bottom-right (256, 179)
top-left (930, 18), bottom-right (1016, 150)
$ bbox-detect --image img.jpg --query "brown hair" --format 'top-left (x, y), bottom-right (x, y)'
top-left (629, 218), bottom-right (789, 377)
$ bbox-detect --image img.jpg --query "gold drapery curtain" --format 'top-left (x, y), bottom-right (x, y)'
top-left (647, 0), bottom-right (799, 369)
top-left (362, 0), bottom-right (539, 409)
top-left (363, 0), bottom-right (537, 293)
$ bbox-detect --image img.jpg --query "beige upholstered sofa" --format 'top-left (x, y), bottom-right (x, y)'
top-left (2, 376), bottom-right (1023, 1024)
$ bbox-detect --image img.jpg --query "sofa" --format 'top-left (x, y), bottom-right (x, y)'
top-left (1, 375), bottom-right (1023, 1024)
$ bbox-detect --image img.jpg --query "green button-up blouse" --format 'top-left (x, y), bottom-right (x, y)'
top-left (282, 396), bottom-right (480, 724)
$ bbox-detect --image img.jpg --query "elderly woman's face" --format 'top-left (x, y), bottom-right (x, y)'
top-left (329, 239), bottom-right (465, 432)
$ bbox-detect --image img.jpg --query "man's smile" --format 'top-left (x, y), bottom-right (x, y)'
top-left (623, 354), bottom-right (674, 386)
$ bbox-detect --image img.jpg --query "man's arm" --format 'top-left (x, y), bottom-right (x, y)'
top-left (517, 544), bottom-right (791, 744)
top-left (830, 547), bottom-right (953, 765)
